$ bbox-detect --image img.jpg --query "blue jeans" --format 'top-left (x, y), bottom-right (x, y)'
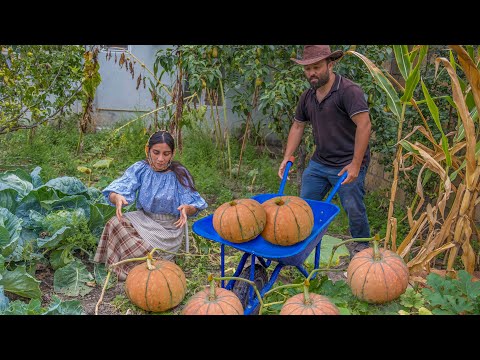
top-left (301, 160), bottom-right (370, 238)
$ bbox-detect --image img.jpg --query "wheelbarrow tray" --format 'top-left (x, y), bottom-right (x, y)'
top-left (192, 193), bottom-right (340, 266)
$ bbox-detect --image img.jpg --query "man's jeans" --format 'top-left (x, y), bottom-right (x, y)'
top-left (300, 160), bottom-right (371, 239)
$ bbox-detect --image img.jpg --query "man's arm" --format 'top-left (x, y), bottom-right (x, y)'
top-left (338, 111), bottom-right (371, 184)
top-left (278, 120), bottom-right (306, 178)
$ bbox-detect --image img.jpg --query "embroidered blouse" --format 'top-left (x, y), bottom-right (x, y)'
top-left (102, 161), bottom-right (208, 217)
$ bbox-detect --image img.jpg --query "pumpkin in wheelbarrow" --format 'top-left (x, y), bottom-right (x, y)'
top-left (261, 196), bottom-right (314, 246)
top-left (213, 198), bottom-right (266, 243)
top-left (124, 259), bottom-right (187, 313)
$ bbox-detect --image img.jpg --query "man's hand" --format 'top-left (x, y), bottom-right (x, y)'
top-left (278, 158), bottom-right (290, 179)
top-left (338, 162), bottom-right (361, 185)
top-left (110, 193), bottom-right (128, 221)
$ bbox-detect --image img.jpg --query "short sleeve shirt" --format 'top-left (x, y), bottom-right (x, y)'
top-left (295, 73), bottom-right (370, 167)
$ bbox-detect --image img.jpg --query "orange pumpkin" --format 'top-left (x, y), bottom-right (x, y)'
top-left (124, 259), bottom-right (186, 312)
top-left (213, 199), bottom-right (266, 243)
top-left (280, 293), bottom-right (339, 315)
top-left (261, 196), bottom-right (314, 246)
top-left (347, 246), bottom-right (409, 304)
top-left (182, 286), bottom-right (244, 315)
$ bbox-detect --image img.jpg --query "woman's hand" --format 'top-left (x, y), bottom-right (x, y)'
top-left (175, 204), bottom-right (195, 228)
top-left (110, 193), bottom-right (129, 221)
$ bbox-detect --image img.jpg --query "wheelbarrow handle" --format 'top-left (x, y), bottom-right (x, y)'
top-left (325, 171), bottom-right (348, 203)
top-left (278, 156), bottom-right (295, 195)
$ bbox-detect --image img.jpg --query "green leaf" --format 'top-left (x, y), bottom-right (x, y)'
top-left (0, 208), bottom-right (21, 257)
top-left (401, 45), bottom-right (428, 102)
top-left (0, 265), bottom-right (42, 299)
top-left (92, 159), bottom-right (113, 169)
top-left (0, 298), bottom-right (45, 315)
top-left (40, 195), bottom-right (91, 220)
top-left (393, 45), bottom-right (411, 80)
top-left (421, 79), bottom-right (451, 166)
top-left (348, 50), bottom-right (402, 121)
top-left (37, 226), bottom-right (72, 249)
top-left (43, 176), bottom-right (88, 196)
top-left (14, 186), bottom-right (59, 227)
top-left (53, 260), bottom-right (94, 297)
top-left (30, 166), bottom-right (43, 188)
top-left (94, 263), bottom-right (117, 290)
top-left (49, 246), bottom-right (75, 270)
top-left (0, 188), bottom-right (19, 213)
top-left (0, 174), bottom-right (33, 199)
top-left (399, 140), bottom-right (419, 154)
top-left (42, 295), bottom-right (85, 315)
top-left (0, 285), bottom-right (10, 312)
top-left (305, 235), bottom-right (350, 268)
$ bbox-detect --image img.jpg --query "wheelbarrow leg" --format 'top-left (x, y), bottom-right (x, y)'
top-left (243, 262), bottom-right (285, 315)
top-left (225, 252), bottom-right (250, 290)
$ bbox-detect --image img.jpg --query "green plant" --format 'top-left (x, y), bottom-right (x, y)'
top-left (422, 270), bottom-right (480, 315)
top-left (1, 45), bottom-right (85, 136)
top-left (397, 287), bottom-right (432, 315)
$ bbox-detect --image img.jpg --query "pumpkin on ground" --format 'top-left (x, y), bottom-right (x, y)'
top-left (347, 242), bottom-right (409, 304)
top-left (213, 198), bottom-right (266, 243)
top-left (182, 286), bottom-right (244, 315)
top-left (261, 196), bottom-right (314, 246)
top-left (280, 293), bottom-right (339, 315)
top-left (124, 259), bottom-right (186, 312)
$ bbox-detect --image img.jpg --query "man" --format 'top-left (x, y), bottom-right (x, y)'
top-left (278, 45), bottom-right (371, 257)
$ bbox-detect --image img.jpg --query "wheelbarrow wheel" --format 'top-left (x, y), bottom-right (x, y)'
top-left (232, 264), bottom-right (268, 315)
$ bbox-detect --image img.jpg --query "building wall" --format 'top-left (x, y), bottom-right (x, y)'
top-left (93, 45), bottom-right (173, 128)
top-left (91, 45), bottom-right (253, 133)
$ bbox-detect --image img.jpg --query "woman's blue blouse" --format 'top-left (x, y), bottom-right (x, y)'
top-left (102, 161), bottom-right (208, 217)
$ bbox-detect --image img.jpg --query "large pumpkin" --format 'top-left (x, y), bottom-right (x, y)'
top-left (280, 293), bottom-right (339, 315)
top-left (213, 198), bottom-right (266, 243)
top-left (347, 246), bottom-right (409, 304)
top-left (182, 286), bottom-right (244, 315)
top-left (261, 196), bottom-right (314, 246)
top-left (125, 259), bottom-right (186, 312)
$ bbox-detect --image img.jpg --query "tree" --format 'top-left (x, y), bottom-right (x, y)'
top-left (0, 45), bottom-right (85, 135)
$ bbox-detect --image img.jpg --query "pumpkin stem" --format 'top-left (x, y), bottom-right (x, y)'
top-left (274, 198), bottom-right (285, 206)
top-left (213, 275), bottom-right (264, 314)
top-left (229, 200), bottom-right (237, 206)
top-left (146, 257), bottom-right (156, 270)
top-left (373, 234), bottom-right (382, 261)
top-left (303, 280), bottom-right (312, 305)
top-left (208, 276), bottom-right (217, 301)
top-left (327, 236), bottom-right (375, 267)
top-left (95, 269), bottom-right (112, 315)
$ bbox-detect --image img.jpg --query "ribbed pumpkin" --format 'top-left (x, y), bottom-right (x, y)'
top-left (124, 259), bottom-right (186, 312)
top-left (213, 198), bottom-right (266, 243)
top-left (261, 196), bottom-right (314, 246)
top-left (347, 242), bottom-right (409, 304)
top-left (181, 286), bottom-right (244, 315)
top-left (280, 293), bottom-right (340, 315)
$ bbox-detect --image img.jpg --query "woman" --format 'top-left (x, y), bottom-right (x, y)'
top-left (94, 130), bottom-right (208, 280)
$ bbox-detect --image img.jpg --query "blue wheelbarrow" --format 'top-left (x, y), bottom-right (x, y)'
top-left (192, 158), bottom-right (346, 314)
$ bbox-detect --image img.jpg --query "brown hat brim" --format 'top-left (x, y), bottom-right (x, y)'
top-left (291, 49), bottom-right (344, 65)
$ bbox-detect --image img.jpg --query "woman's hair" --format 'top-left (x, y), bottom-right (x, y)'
top-left (146, 130), bottom-right (197, 192)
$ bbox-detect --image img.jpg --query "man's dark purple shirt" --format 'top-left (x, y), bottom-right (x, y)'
top-left (294, 73), bottom-right (370, 167)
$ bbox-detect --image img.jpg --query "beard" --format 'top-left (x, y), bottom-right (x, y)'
top-left (309, 72), bottom-right (330, 90)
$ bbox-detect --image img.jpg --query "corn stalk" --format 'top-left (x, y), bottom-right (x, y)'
top-left (348, 45), bottom-right (480, 276)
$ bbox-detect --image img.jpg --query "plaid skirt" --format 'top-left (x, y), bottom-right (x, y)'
top-left (93, 210), bottom-right (184, 281)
